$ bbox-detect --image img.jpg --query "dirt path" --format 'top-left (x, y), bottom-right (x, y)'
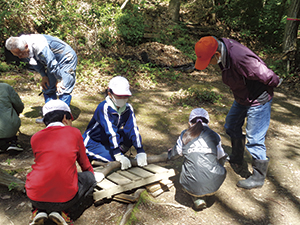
top-left (0, 69), bottom-right (300, 225)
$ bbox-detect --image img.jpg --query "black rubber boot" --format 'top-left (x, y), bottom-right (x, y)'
top-left (229, 135), bottom-right (246, 164)
top-left (229, 135), bottom-right (251, 178)
top-left (237, 158), bottom-right (269, 189)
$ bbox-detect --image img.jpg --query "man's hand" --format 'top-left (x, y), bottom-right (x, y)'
top-left (114, 153), bottom-right (132, 170)
top-left (56, 81), bottom-right (65, 94)
top-left (41, 76), bottom-right (50, 90)
top-left (135, 152), bottom-right (147, 167)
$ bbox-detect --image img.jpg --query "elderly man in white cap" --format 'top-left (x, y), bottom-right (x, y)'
top-left (168, 108), bottom-right (227, 210)
top-left (82, 76), bottom-right (147, 170)
top-left (26, 99), bottom-right (96, 225)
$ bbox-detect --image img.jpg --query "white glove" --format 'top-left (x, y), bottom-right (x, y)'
top-left (94, 172), bottom-right (105, 183)
top-left (135, 152), bottom-right (147, 167)
top-left (277, 78), bottom-right (283, 87)
top-left (114, 153), bottom-right (132, 170)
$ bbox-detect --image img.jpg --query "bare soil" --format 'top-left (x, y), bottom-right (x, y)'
top-left (1, 64), bottom-right (300, 225)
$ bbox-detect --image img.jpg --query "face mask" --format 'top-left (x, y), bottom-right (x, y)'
top-left (111, 95), bottom-right (128, 108)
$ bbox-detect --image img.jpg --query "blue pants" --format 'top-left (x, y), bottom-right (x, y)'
top-left (224, 100), bottom-right (272, 160)
top-left (85, 130), bottom-right (133, 162)
top-left (42, 57), bottom-right (77, 106)
top-left (44, 93), bottom-right (72, 106)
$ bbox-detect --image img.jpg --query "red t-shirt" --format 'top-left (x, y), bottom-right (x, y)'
top-left (26, 125), bottom-right (94, 203)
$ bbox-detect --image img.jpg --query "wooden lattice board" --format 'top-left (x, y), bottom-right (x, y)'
top-left (93, 164), bottom-right (176, 203)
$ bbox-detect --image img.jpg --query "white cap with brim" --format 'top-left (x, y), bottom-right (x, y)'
top-left (42, 99), bottom-right (73, 120)
top-left (109, 76), bottom-right (132, 96)
top-left (189, 108), bottom-right (209, 124)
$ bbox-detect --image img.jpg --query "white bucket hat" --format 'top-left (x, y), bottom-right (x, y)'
top-left (43, 99), bottom-right (73, 120)
top-left (189, 108), bottom-right (209, 124)
top-left (109, 76), bottom-right (132, 96)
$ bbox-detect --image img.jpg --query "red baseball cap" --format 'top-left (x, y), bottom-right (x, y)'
top-left (194, 36), bottom-right (218, 70)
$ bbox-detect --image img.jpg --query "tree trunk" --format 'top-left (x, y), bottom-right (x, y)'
top-left (283, 0), bottom-right (300, 53)
top-left (0, 168), bottom-right (25, 192)
top-left (169, 0), bottom-right (181, 22)
top-left (282, 0), bottom-right (300, 73)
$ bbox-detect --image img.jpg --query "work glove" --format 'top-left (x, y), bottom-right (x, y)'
top-left (94, 172), bottom-right (105, 183)
top-left (277, 78), bottom-right (283, 87)
top-left (114, 153), bottom-right (132, 170)
top-left (135, 152), bottom-right (147, 167)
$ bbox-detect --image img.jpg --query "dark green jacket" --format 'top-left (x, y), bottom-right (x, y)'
top-left (0, 83), bottom-right (24, 139)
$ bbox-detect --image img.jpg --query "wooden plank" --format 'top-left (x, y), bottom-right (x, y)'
top-left (160, 179), bottom-right (173, 186)
top-left (150, 183), bottom-right (174, 197)
top-left (117, 170), bottom-right (142, 181)
top-left (96, 178), bottom-right (118, 189)
top-left (113, 193), bottom-right (139, 203)
top-left (127, 167), bottom-right (154, 178)
top-left (146, 182), bottom-right (162, 193)
top-left (93, 168), bottom-right (176, 202)
top-left (146, 179), bottom-right (174, 197)
top-left (107, 172), bottom-right (132, 185)
top-left (143, 164), bottom-right (169, 173)
top-left (146, 179), bottom-right (174, 193)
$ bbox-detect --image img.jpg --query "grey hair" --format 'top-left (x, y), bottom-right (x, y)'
top-left (5, 37), bottom-right (27, 51)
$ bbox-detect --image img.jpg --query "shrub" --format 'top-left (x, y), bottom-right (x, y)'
top-left (115, 5), bottom-right (145, 46)
top-left (170, 87), bottom-right (223, 107)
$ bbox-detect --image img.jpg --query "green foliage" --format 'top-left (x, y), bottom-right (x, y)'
top-left (8, 182), bottom-right (17, 191)
top-left (0, 0), bottom-right (29, 45)
top-left (6, 158), bottom-right (11, 165)
top-left (214, 0), bottom-right (287, 47)
top-left (154, 22), bottom-right (196, 60)
top-left (126, 191), bottom-right (153, 225)
top-left (170, 87), bottom-right (223, 107)
top-left (0, 62), bottom-right (13, 72)
top-left (115, 5), bottom-right (145, 46)
top-left (267, 59), bottom-right (288, 78)
top-left (86, 2), bottom-right (119, 48)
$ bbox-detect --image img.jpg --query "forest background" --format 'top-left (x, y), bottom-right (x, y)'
top-left (0, 0), bottom-right (300, 225)
top-left (0, 0), bottom-right (299, 83)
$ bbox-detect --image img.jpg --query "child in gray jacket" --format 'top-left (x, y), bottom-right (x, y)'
top-left (168, 108), bottom-right (227, 210)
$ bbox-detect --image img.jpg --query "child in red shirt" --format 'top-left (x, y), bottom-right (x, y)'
top-left (26, 99), bottom-right (96, 225)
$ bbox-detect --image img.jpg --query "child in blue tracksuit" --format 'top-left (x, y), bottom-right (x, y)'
top-left (5, 34), bottom-right (77, 106)
top-left (82, 76), bottom-right (147, 170)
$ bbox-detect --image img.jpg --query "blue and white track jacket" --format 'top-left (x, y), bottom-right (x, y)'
top-left (83, 98), bottom-right (144, 158)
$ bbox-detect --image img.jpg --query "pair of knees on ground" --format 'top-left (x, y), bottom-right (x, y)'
top-left (29, 171), bottom-right (96, 225)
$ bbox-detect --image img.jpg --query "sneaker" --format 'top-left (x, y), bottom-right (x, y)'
top-left (49, 211), bottom-right (73, 225)
top-left (191, 196), bottom-right (207, 210)
top-left (35, 118), bottom-right (44, 124)
top-left (29, 209), bottom-right (48, 225)
top-left (7, 141), bottom-right (23, 151)
top-left (61, 211), bottom-right (73, 225)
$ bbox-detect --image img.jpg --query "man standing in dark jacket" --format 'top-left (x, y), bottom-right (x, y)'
top-left (194, 36), bottom-right (282, 189)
